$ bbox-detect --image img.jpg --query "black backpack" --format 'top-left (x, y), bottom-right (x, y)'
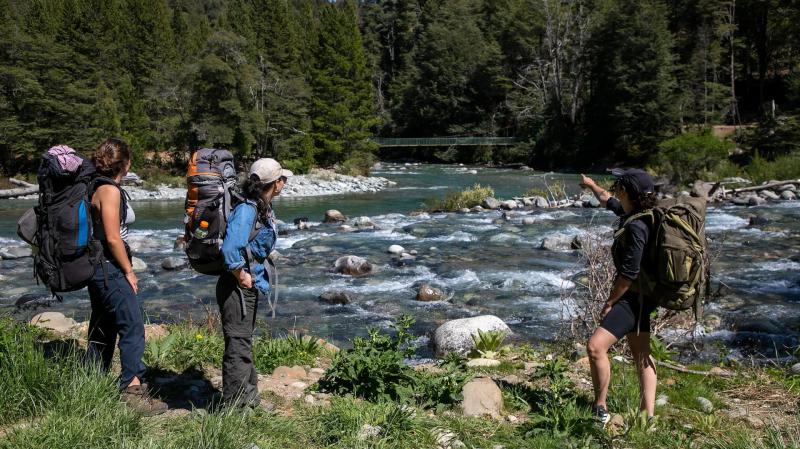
top-left (17, 149), bottom-right (126, 297)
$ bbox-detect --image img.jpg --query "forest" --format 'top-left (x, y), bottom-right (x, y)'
top-left (1, 0), bottom-right (799, 178)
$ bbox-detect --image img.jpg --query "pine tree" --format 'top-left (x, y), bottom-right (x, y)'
top-left (310, 0), bottom-right (378, 171)
top-left (583, 0), bottom-right (680, 163)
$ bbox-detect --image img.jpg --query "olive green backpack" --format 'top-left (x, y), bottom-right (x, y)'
top-left (615, 196), bottom-right (709, 319)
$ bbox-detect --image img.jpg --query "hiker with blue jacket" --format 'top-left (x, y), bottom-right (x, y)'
top-left (88, 138), bottom-right (166, 415)
top-left (579, 169), bottom-right (658, 425)
top-left (217, 158), bottom-right (292, 407)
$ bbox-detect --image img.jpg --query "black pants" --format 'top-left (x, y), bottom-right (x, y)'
top-left (87, 260), bottom-right (146, 389)
top-left (600, 291), bottom-right (657, 339)
top-left (216, 272), bottom-right (260, 407)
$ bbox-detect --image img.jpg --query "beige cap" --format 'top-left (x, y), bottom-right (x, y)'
top-left (249, 158), bottom-right (293, 183)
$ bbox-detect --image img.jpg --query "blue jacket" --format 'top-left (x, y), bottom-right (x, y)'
top-left (221, 201), bottom-right (277, 296)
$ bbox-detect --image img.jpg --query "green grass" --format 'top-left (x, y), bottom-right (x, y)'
top-left (143, 323), bottom-right (324, 375)
top-left (253, 334), bottom-right (323, 374)
top-left (1, 316), bottom-right (798, 449)
top-left (424, 184), bottom-right (494, 212)
top-left (0, 318), bottom-right (62, 425)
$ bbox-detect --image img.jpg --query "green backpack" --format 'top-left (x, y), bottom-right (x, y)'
top-left (614, 196), bottom-right (709, 319)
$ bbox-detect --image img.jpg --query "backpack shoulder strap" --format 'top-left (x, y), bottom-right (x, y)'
top-left (89, 176), bottom-right (128, 223)
top-left (614, 209), bottom-right (654, 239)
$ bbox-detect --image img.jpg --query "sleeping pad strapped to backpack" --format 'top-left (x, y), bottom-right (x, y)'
top-left (614, 195), bottom-right (709, 319)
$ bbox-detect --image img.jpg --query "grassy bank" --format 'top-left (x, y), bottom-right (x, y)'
top-left (1, 316), bottom-right (798, 449)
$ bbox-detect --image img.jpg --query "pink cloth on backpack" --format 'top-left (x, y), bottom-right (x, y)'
top-left (48, 145), bottom-right (83, 173)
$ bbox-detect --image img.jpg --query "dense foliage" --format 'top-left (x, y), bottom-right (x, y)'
top-left (1, 0), bottom-right (799, 174)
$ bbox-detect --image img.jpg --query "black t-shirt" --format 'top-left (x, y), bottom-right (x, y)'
top-left (607, 197), bottom-right (650, 281)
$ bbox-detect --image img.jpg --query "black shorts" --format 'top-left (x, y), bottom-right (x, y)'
top-left (600, 292), bottom-right (657, 339)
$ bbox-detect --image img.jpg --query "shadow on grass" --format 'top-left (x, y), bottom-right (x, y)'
top-left (144, 366), bottom-right (220, 411)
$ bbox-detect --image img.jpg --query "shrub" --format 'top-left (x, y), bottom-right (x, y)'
top-left (316, 316), bottom-right (417, 403)
top-left (425, 184), bottom-right (495, 212)
top-left (744, 150), bottom-right (800, 183)
top-left (253, 335), bottom-right (322, 374)
top-left (656, 129), bottom-right (733, 186)
top-left (338, 152), bottom-right (376, 177)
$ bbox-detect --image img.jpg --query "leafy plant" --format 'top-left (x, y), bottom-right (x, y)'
top-left (649, 335), bottom-right (676, 362)
top-left (469, 329), bottom-right (510, 359)
top-left (317, 316), bottom-right (471, 409)
top-left (525, 358), bottom-right (597, 438)
top-left (316, 315), bottom-right (417, 403)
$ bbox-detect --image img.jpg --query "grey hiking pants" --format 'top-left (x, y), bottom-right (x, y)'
top-left (216, 272), bottom-right (260, 407)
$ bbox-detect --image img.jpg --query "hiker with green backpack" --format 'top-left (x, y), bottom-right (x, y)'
top-left (579, 169), bottom-right (708, 425)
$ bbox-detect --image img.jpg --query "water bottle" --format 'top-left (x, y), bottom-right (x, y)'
top-left (194, 220), bottom-right (209, 239)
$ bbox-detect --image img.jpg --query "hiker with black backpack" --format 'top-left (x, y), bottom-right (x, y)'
top-left (580, 169), bottom-right (660, 425)
top-left (214, 158), bottom-right (291, 407)
top-left (86, 138), bottom-right (166, 415)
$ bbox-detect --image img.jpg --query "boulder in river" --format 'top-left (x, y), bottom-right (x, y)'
top-left (780, 190), bottom-right (796, 200)
top-left (522, 217), bottom-right (536, 226)
top-left (387, 244), bottom-right (405, 255)
top-left (582, 195), bottom-right (601, 208)
top-left (161, 257), bottom-right (188, 270)
top-left (760, 190), bottom-right (780, 201)
top-left (540, 234), bottom-right (574, 251)
top-left (0, 246), bottom-right (32, 259)
top-left (319, 291), bottom-right (354, 305)
top-left (324, 209), bottom-right (347, 223)
top-left (748, 215), bottom-right (770, 227)
top-left (731, 196), bottom-right (750, 206)
top-left (416, 283), bottom-right (447, 302)
top-left (481, 197), bottom-right (501, 210)
top-left (131, 257), bottom-right (148, 272)
top-left (470, 206), bottom-right (484, 213)
top-left (533, 196), bottom-right (549, 208)
top-left (748, 196), bottom-right (766, 206)
top-left (352, 216), bottom-right (376, 229)
top-left (433, 315), bottom-right (511, 357)
top-left (332, 255), bottom-right (373, 276)
top-left (500, 200), bottom-right (517, 210)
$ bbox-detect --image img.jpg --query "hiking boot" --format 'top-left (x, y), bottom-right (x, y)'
top-left (591, 404), bottom-right (611, 425)
top-left (122, 383), bottom-right (168, 416)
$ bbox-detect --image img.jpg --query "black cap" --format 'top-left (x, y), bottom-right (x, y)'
top-left (610, 168), bottom-right (655, 195)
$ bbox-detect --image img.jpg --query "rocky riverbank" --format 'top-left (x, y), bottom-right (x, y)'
top-left (4, 169), bottom-right (395, 201)
top-left (125, 169), bottom-right (395, 200)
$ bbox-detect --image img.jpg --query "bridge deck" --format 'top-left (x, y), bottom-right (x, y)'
top-left (372, 137), bottom-right (519, 147)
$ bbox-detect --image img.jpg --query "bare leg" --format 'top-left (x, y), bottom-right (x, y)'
top-left (627, 332), bottom-right (657, 417)
top-left (588, 327), bottom-right (619, 407)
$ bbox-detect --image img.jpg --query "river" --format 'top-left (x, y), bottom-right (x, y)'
top-left (1, 164), bottom-right (798, 358)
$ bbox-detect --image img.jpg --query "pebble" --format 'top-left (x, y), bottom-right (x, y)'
top-left (791, 363), bottom-right (800, 375)
top-left (696, 397), bottom-right (714, 413)
top-left (357, 424), bottom-right (382, 440)
top-left (387, 244), bottom-right (405, 255)
top-left (304, 394), bottom-right (315, 404)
